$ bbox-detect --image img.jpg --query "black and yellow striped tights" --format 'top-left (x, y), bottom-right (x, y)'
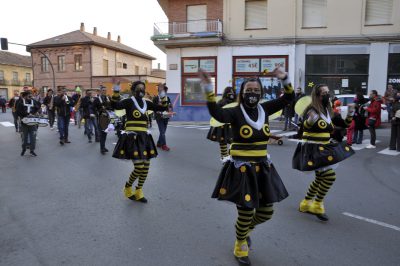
top-left (235, 204), bottom-right (274, 242)
top-left (126, 160), bottom-right (150, 188)
top-left (219, 143), bottom-right (229, 159)
top-left (305, 169), bottom-right (336, 202)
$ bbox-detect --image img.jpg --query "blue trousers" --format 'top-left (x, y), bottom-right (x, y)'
top-left (156, 118), bottom-right (169, 146)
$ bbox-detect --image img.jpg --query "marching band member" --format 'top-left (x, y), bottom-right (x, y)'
top-left (200, 68), bottom-right (293, 266)
top-left (293, 84), bottom-right (355, 221)
top-left (16, 91), bottom-right (41, 156)
top-left (207, 86), bottom-right (236, 161)
top-left (95, 86), bottom-right (112, 154)
top-left (54, 88), bottom-right (75, 145)
top-left (43, 89), bottom-right (56, 129)
top-left (153, 83), bottom-right (173, 151)
top-left (111, 81), bottom-right (168, 203)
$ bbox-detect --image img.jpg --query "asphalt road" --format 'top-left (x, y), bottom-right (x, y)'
top-left (0, 112), bottom-right (399, 266)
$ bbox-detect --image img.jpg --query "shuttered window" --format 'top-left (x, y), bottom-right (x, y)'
top-left (245, 0), bottom-right (268, 29)
top-left (302, 0), bottom-right (327, 28)
top-left (365, 0), bottom-right (393, 25)
top-left (187, 5), bottom-right (207, 32)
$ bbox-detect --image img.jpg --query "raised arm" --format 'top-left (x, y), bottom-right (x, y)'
top-left (261, 68), bottom-right (294, 115)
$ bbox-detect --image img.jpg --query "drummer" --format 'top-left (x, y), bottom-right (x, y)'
top-left (15, 90), bottom-right (41, 156)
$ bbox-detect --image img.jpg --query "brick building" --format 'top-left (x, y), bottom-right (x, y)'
top-left (27, 23), bottom-right (163, 95)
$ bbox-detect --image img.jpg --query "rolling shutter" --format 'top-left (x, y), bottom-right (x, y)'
top-left (302, 0), bottom-right (327, 28)
top-left (365, 0), bottom-right (393, 25)
top-left (245, 1), bottom-right (268, 29)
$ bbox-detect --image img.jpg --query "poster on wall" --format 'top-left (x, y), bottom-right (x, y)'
top-left (199, 59), bottom-right (215, 73)
top-left (235, 58), bottom-right (259, 72)
top-left (183, 60), bottom-right (199, 73)
top-left (261, 58), bottom-right (286, 73)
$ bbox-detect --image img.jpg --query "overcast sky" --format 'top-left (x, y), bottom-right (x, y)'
top-left (1, 0), bottom-right (168, 69)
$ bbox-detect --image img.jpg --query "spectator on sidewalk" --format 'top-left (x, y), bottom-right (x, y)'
top-left (8, 91), bottom-right (20, 132)
top-left (352, 92), bottom-right (368, 144)
top-left (0, 96), bottom-right (6, 113)
top-left (384, 84), bottom-right (398, 120)
top-left (389, 91), bottom-right (400, 151)
top-left (365, 90), bottom-right (382, 149)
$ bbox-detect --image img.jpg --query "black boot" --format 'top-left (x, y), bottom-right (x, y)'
top-left (21, 149), bottom-right (26, 156)
top-left (30, 151), bottom-right (37, 157)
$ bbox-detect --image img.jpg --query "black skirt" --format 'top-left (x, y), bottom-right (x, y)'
top-left (112, 132), bottom-right (158, 160)
top-left (292, 141), bottom-right (355, 171)
top-left (211, 161), bottom-right (289, 209)
top-left (207, 125), bottom-right (233, 144)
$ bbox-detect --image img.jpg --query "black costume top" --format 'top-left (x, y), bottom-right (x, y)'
top-left (15, 98), bottom-right (41, 120)
top-left (112, 95), bottom-right (167, 132)
top-left (302, 107), bottom-right (352, 144)
top-left (206, 82), bottom-right (293, 162)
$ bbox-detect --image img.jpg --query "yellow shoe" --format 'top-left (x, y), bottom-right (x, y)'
top-left (299, 199), bottom-right (313, 213)
top-left (309, 201), bottom-right (325, 214)
top-left (234, 240), bottom-right (251, 265)
top-left (133, 187), bottom-right (148, 203)
top-left (123, 185), bottom-right (134, 199)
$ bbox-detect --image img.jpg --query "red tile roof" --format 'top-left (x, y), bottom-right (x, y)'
top-left (27, 30), bottom-right (156, 60)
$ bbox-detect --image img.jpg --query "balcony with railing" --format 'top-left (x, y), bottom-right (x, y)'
top-left (23, 79), bottom-right (33, 86)
top-left (151, 19), bottom-right (223, 49)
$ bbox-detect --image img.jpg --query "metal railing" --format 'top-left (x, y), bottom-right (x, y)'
top-left (153, 19), bottom-right (223, 39)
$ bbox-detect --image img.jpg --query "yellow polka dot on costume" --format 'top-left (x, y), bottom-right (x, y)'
top-left (345, 147), bottom-right (350, 151)
top-left (319, 146), bottom-right (324, 151)
top-left (120, 150), bottom-right (125, 155)
top-left (328, 156), bottom-right (333, 161)
top-left (239, 125), bottom-right (253, 139)
top-left (143, 151), bottom-right (148, 156)
top-left (240, 166), bottom-right (246, 173)
top-left (255, 165), bottom-right (260, 172)
top-left (150, 150), bottom-right (155, 154)
top-left (307, 161), bottom-right (313, 166)
top-left (134, 151), bottom-right (139, 156)
top-left (220, 188), bottom-right (227, 195)
top-left (245, 194), bottom-right (251, 202)
top-left (133, 110), bottom-right (141, 118)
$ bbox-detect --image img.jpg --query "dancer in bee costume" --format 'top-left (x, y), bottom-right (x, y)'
top-left (111, 81), bottom-right (168, 203)
top-left (200, 68), bottom-right (292, 266)
top-left (207, 86), bottom-right (236, 161)
top-left (292, 84), bottom-right (355, 221)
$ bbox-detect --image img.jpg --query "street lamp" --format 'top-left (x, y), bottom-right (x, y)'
top-left (0, 38), bottom-right (56, 90)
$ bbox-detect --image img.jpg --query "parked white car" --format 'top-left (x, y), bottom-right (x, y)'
top-left (334, 94), bottom-right (389, 123)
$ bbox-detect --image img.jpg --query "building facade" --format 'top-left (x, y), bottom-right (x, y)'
top-left (0, 51), bottom-right (32, 100)
top-left (153, 0), bottom-right (400, 121)
top-left (28, 23), bottom-right (163, 95)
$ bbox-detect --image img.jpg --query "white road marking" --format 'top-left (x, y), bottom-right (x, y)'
top-left (276, 132), bottom-right (297, 137)
top-left (183, 126), bottom-right (209, 129)
top-left (270, 129), bottom-right (281, 133)
top-left (378, 148), bottom-right (400, 156)
top-left (0, 121), bottom-right (15, 127)
top-left (343, 212), bottom-right (400, 232)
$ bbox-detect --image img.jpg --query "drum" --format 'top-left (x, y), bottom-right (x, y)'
top-left (98, 110), bottom-right (111, 130)
top-left (21, 116), bottom-right (49, 127)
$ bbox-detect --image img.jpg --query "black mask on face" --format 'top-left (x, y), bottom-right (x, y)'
top-left (134, 87), bottom-right (145, 98)
top-left (322, 94), bottom-right (330, 107)
top-left (243, 93), bottom-right (260, 108)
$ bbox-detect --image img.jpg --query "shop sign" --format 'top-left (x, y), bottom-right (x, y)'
top-left (235, 58), bottom-right (259, 72)
top-left (261, 58), bottom-right (285, 73)
top-left (183, 60), bottom-right (199, 73)
top-left (199, 59), bottom-right (215, 73)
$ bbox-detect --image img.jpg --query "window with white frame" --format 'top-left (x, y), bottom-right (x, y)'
top-left (58, 55), bottom-right (65, 72)
top-left (365, 0), bottom-right (393, 25)
top-left (74, 54), bottom-right (83, 71)
top-left (245, 0), bottom-right (268, 29)
top-left (302, 0), bottom-right (327, 28)
top-left (41, 57), bottom-right (49, 72)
